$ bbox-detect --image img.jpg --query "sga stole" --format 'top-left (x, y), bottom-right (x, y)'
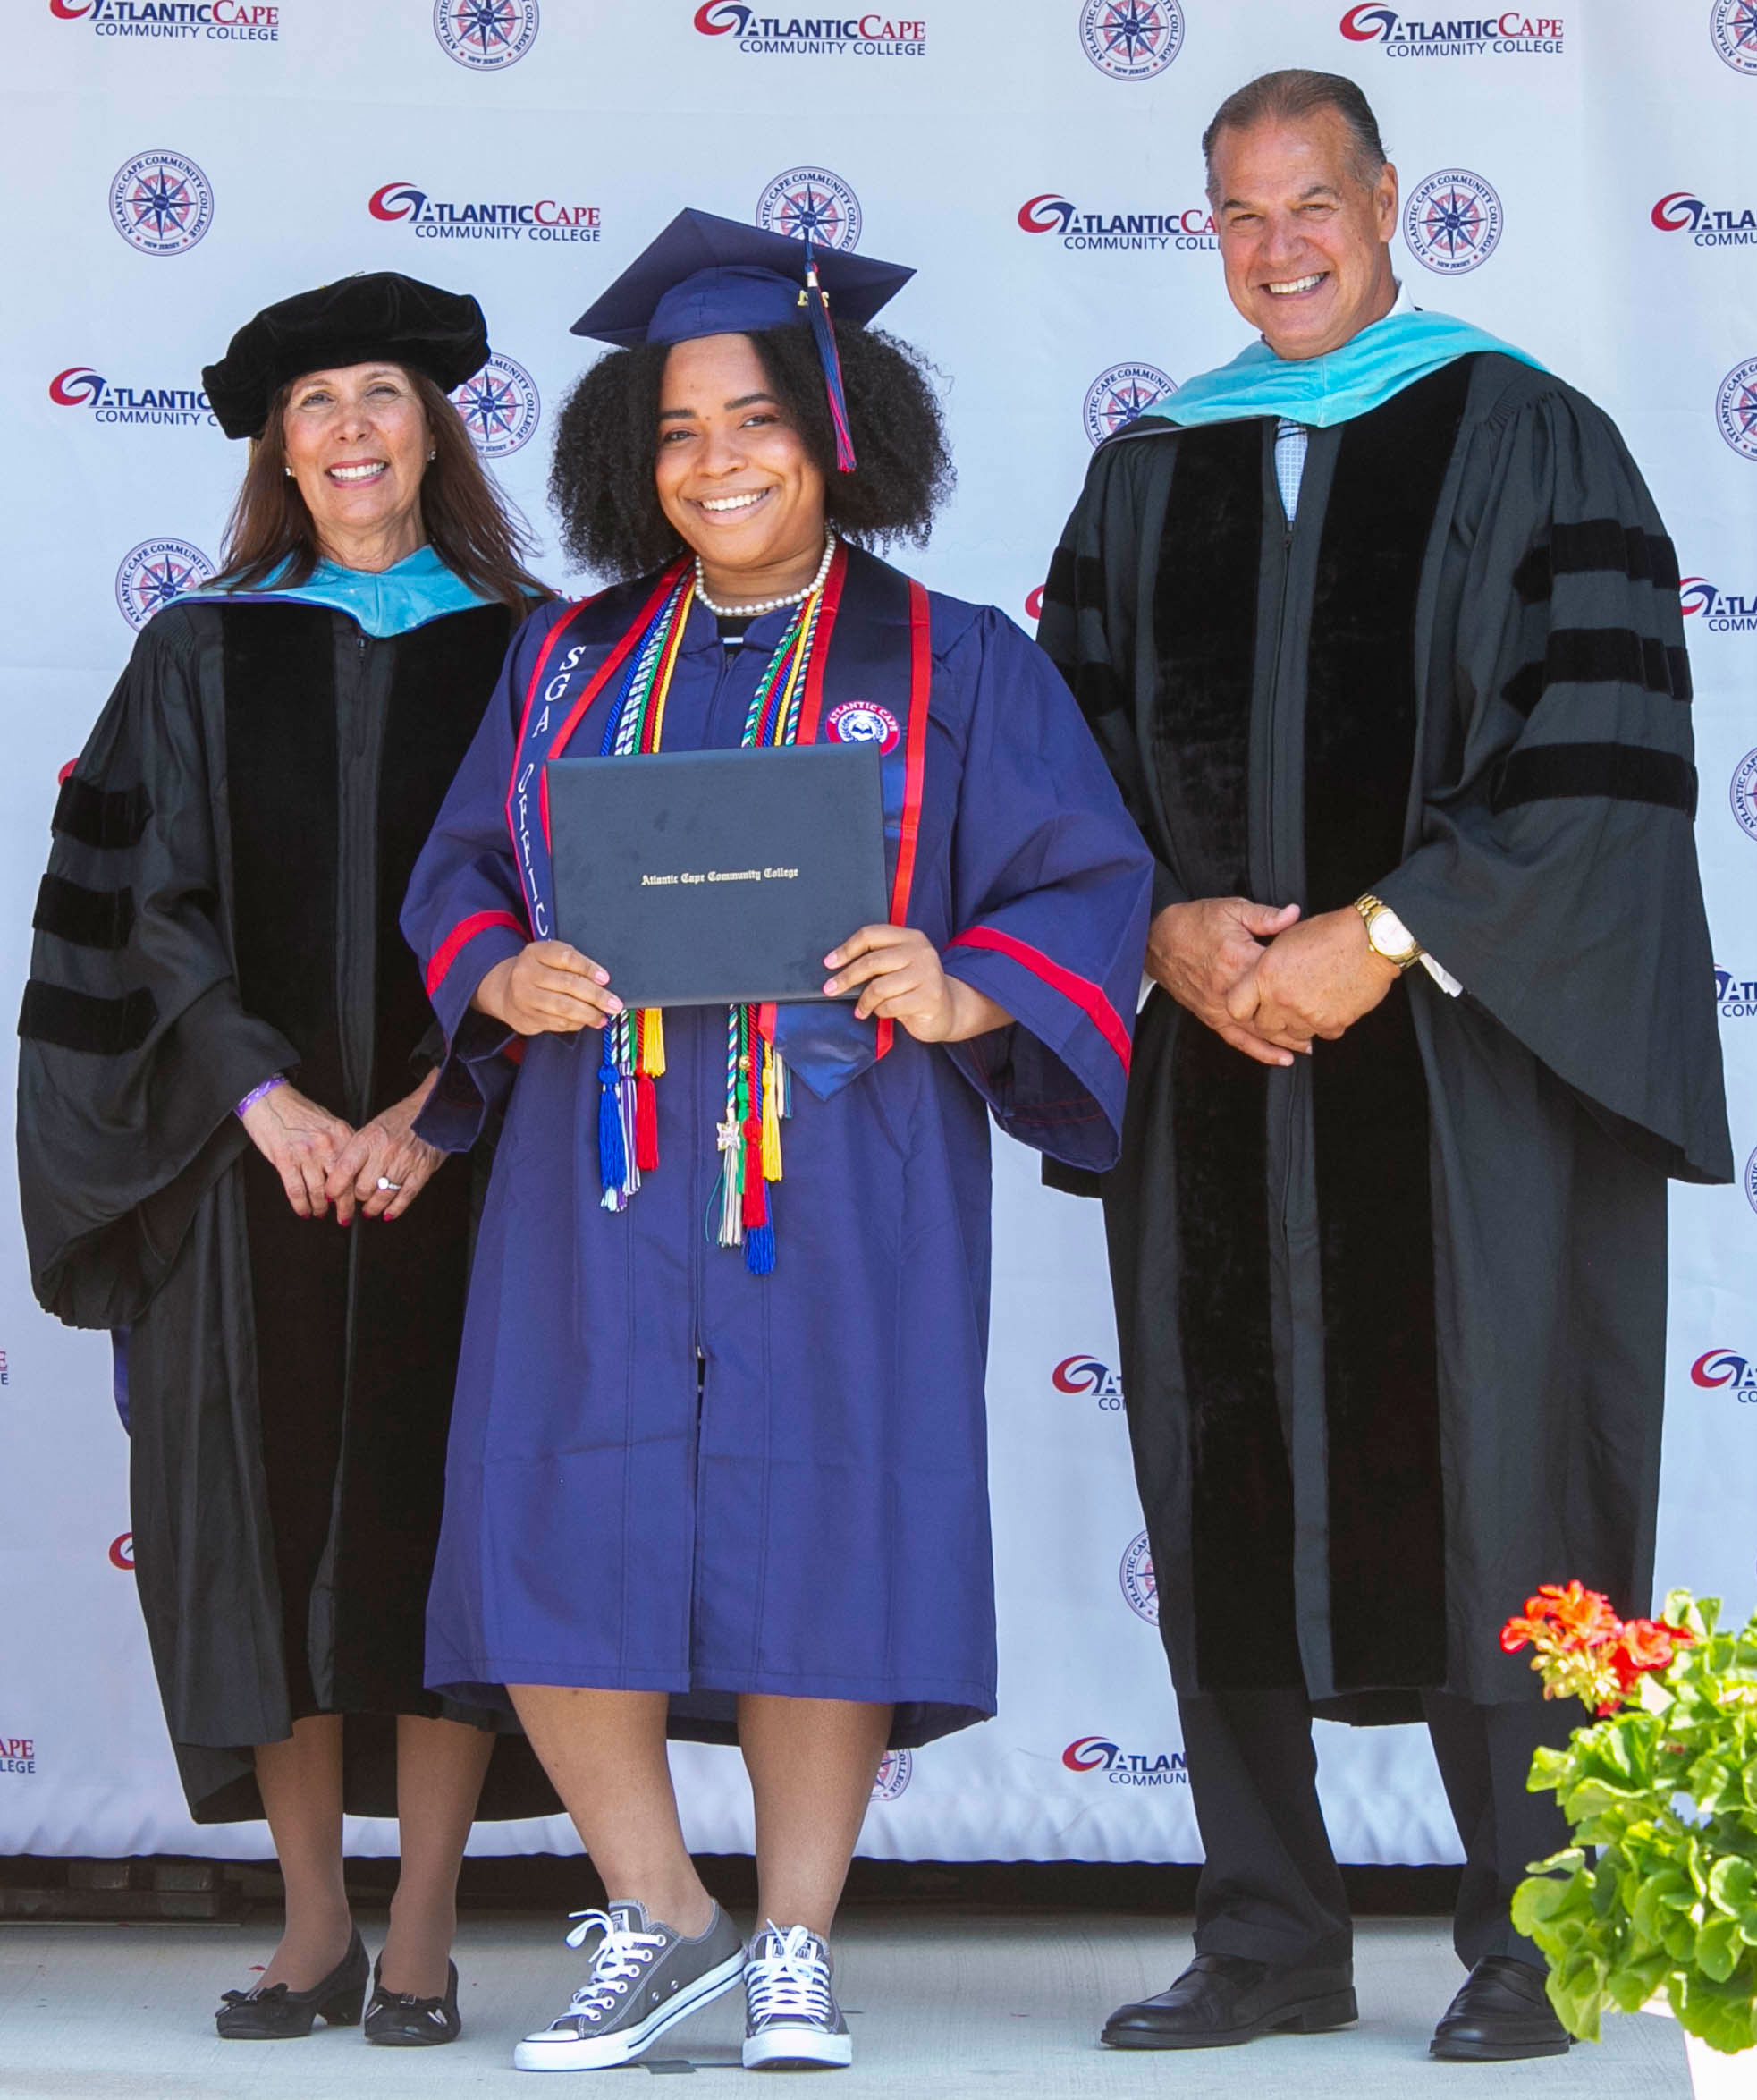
top-left (503, 544), bottom-right (932, 1271)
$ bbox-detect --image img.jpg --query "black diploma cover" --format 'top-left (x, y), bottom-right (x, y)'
top-left (546, 744), bottom-right (889, 1007)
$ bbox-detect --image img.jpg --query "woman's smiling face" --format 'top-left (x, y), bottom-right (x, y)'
top-left (652, 333), bottom-right (827, 594)
top-left (280, 361), bottom-right (430, 569)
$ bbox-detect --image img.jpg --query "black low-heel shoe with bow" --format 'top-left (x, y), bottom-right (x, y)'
top-left (215, 1929), bottom-right (368, 2039)
top-left (364, 1956), bottom-right (462, 2045)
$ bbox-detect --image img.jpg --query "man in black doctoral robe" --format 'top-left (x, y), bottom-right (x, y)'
top-left (1040, 68), bottom-right (1730, 2062)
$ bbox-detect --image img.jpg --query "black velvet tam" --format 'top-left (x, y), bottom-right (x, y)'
top-left (203, 272), bottom-right (489, 439)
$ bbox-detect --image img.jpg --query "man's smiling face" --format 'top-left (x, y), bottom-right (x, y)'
top-left (1211, 107), bottom-right (1399, 360)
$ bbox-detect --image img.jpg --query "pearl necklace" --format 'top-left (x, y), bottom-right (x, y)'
top-left (693, 531), bottom-right (837, 619)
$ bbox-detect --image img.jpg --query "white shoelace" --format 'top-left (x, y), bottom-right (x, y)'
top-left (746, 1924), bottom-right (833, 2027)
top-left (554, 1908), bottom-right (665, 2024)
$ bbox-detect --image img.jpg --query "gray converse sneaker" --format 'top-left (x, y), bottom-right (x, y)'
top-left (742, 1923), bottom-right (852, 2070)
top-left (512, 1901), bottom-right (744, 2072)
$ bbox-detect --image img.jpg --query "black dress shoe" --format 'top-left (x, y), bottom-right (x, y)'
top-left (215, 1929), bottom-right (368, 2039)
top-left (1430, 1955), bottom-right (1571, 2061)
top-left (364, 1957), bottom-right (462, 2046)
top-left (1102, 1952), bottom-right (1358, 2050)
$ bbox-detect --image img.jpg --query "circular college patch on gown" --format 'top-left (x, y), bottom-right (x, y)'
top-left (451, 352), bottom-right (542, 457)
top-left (114, 538), bottom-right (215, 631)
top-left (1404, 169), bottom-right (1504, 274)
top-left (1078, 0), bottom-right (1184, 79)
top-left (755, 167), bottom-right (863, 251)
top-left (1119, 1529), bottom-right (1158, 1623)
top-left (433, 0), bottom-right (539, 69)
top-left (825, 700), bottom-right (900, 753)
top-left (109, 150), bottom-right (213, 256)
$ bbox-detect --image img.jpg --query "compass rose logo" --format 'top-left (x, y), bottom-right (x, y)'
top-left (870, 1750), bottom-right (913, 1802)
top-left (108, 150), bottom-right (213, 257)
top-left (1083, 361), bottom-right (1176, 445)
top-left (433, 0), bottom-right (539, 69)
top-left (1078, 0), bottom-right (1183, 78)
top-left (114, 538), bottom-right (214, 631)
top-left (451, 352), bottom-right (541, 458)
top-left (1403, 169), bottom-right (1503, 275)
top-left (1716, 358), bottom-right (1757, 461)
top-left (1710, 0), bottom-right (1757, 73)
top-left (1119, 1530), bottom-right (1159, 1624)
top-left (1731, 746), bottom-right (1757, 844)
top-left (755, 168), bottom-right (863, 252)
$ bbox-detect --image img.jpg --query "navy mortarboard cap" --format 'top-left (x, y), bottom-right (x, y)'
top-left (570, 208), bottom-right (915, 471)
top-left (203, 272), bottom-right (489, 441)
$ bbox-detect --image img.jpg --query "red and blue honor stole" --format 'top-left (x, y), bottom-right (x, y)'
top-left (503, 544), bottom-right (932, 1272)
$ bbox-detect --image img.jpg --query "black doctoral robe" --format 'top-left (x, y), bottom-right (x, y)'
top-left (18, 595), bottom-right (553, 1821)
top-left (1040, 354), bottom-right (1732, 1718)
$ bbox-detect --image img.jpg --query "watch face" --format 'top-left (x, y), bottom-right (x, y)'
top-left (1370, 908), bottom-right (1415, 959)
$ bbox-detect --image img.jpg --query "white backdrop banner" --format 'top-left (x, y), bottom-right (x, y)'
top-left (3, 0), bottom-right (1753, 1866)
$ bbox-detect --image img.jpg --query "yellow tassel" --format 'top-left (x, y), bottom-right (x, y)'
top-left (761, 1041), bottom-right (783, 1181)
top-left (639, 1006), bottom-right (666, 1078)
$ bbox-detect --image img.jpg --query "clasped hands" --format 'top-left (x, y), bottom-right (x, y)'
top-left (476, 926), bottom-right (1009, 1046)
top-left (239, 1072), bottom-right (444, 1224)
top-left (1149, 896), bottom-right (1399, 1068)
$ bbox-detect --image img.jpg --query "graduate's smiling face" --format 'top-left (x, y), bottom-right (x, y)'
top-left (654, 333), bottom-right (828, 601)
top-left (279, 361), bottom-right (430, 571)
top-left (1211, 110), bottom-right (1398, 360)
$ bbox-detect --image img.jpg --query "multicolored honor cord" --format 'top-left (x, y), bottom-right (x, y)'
top-left (593, 565), bottom-right (829, 1274)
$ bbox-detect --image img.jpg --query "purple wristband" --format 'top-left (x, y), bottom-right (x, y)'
top-left (234, 1074), bottom-right (287, 1119)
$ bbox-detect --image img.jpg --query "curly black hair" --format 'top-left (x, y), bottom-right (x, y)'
top-left (548, 322), bottom-right (954, 580)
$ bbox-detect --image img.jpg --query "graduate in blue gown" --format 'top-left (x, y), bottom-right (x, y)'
top-left (401, 211), bottom-right (1153, 2073)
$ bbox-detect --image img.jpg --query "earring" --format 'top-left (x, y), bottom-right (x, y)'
top-left (427, 448), bottom-right (436, 461)
top-left (283, 465), bottom-right (294, 478)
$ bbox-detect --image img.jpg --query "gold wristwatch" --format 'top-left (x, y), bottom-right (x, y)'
top-left (1354, 893), bottom-right (1423, 971)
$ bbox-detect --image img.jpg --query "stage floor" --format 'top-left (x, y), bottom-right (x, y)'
top-left (0, 1912), bottom-right (1690, 2096)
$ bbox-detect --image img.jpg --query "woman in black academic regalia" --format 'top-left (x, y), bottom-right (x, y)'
top-left (17, 274), bottom-right (554, 2045)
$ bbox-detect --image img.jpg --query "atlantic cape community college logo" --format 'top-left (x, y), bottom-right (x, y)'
top-left (1730, 748), bottom-right (1757, 844)
top-left (1652, 192), bottom-right (1757, 249)
top-left (109, 150), bottom-right (213, 256)
top-left (450, 354), bottom-right (540, 458)
top-left (1693, 1349), bottom-right (1757, 1396)
top-left (1710, 0), bottom-right (1757, 74)
top-left (369, 182), bottom-right (600, 245)
top-left (824, 701), bottom-right (900, 753)
top-left (433, 0), bottom-right (538, 68)
top-left (1078, 0), bottom-right (1183, 79)
top-left (1682, 576), bottom-right (1757, 633)
top-left (1748, 1148), bottom-right (1757, 1218)
top-left (871, 1749), bottom-right (912, 1801)
top-left (114, 539), bottom-right (214, 631)
top-left (692, 5), bottom-right (926, 55)
top-left (109, 1532), bottom-right (135, 1570)
top-left (0, 1736), bottom-right (38, 1778)
top-left (1404, 170), bottom-right (1502, 274)
top-left (1716, 969), bottom-right (1757, 1020)
top-left (51, 366), bottom-right (214, 429)
top-left (1063, 1735), bottom-right (1187, 1785)
top-left (1339, 4), bottom-right (1563, 54)
top-left (1018, 194), bottom-right (1214, 252)
top-left (1119, 1531), bottom-right (1158, 1624)
top-left (51, 0), bottom-right (283, 45)
top-left (756, 168), bottom-right (862, 251)
top-left (1052, 1355), bottom-right (1123, 1410)
top-left (1716, 359), bottom-right (1757, 461)
top-left (1084, 363), bottom-right (1176, 445)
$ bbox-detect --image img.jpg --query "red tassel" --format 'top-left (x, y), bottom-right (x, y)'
top-left (742, 1121), bottom-right (767, 1228)
top-left (635, 1073), bottom-right (659, 1172)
